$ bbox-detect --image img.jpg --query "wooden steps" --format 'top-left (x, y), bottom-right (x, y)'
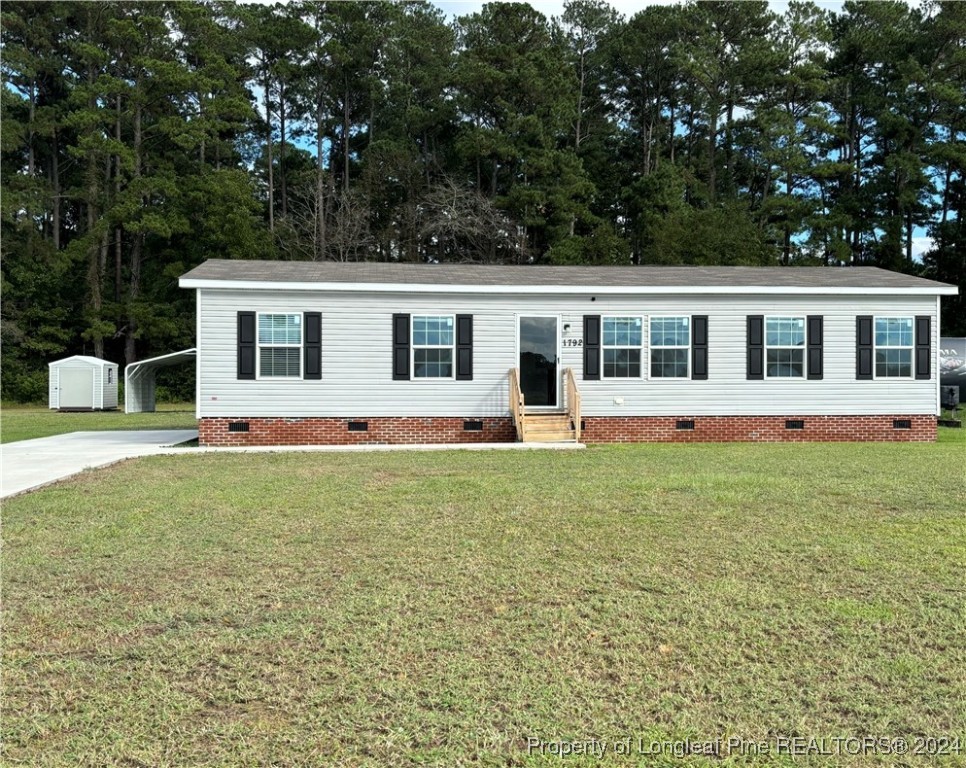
top-left (509, 367), bottom-right (582, 443)
top-left (522, 412), bottom-right (577, 443)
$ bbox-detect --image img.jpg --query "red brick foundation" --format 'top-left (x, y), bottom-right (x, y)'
top-left (581, 415), bottom-right (936, 443)
top-left (199, 416), bottom-right (516, 447)
top-left (199, 414), bottom-right (936, 446)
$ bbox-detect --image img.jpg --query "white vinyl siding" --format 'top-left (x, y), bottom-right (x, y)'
top-left (102, 365), bottom-right (118, 408)
top-left (195, 290), bottom-right (940, 418)
top-left (875, 317), bottom-right (913, 378)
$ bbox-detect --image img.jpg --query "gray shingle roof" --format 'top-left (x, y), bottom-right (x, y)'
top-left (180, 259), bottom-right (955, 291)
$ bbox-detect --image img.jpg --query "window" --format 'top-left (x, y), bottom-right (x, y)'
top-left (603, 317), bottom-right (642, 378)
top-left (258, 313), bottom-right (301, 377)
top-left (875, 317), bottom-right (913, 377)
top-left (765, 317), bottom-right (805, 378)
top-left (650, 316), bottom-right (690, 378)
top-left (107, 369), bottom-right (113, 384)
top-left (412, 315), bottom-right (454, 378)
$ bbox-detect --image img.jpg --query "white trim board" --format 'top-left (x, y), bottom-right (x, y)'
top-left (179, 278), bottom-right (959, 296)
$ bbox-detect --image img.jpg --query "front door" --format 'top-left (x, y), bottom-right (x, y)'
top-left (518, 316), bottom-right (559, 408)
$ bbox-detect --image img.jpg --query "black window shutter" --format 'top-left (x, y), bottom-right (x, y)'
top-left (392, 314), bottom-right (410, 380)
top-left (304, 312), bottom-right (322, 379)
top-left (915, 315), bottom-right (931, 379)
top-left (807, 315), bottom-right (823, 380)
top-left (583, 315), bottom-right (600, 380)
top-left (691, 315), bottom-right (708, 380)
top-left (237, 311), bottom-right (256, 380)
top-left (456, 314), bottom-right (473, 380)
top-left (747, 315), bottom-right (764, 380)
top-left (856, 315), bottom-right (873, 379)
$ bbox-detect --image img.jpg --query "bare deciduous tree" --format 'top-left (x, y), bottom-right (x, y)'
top-left (328, 188), bottom-right (376, 262)
top-left (418, 178), bottom-right (519, 262)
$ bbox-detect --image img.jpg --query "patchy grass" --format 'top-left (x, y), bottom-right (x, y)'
top-left (3, 436), bottom-right (965, 767)
top-left (938, 424), bottom-right (964, 442)
top-left (0, 403), bottom-right (196, 444)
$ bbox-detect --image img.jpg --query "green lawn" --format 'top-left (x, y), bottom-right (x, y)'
top-left (3, 435), bottom-right (965, 767)
top-left (0, 403), bottom-right (197, 444)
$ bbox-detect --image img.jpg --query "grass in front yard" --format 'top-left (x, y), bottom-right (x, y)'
top-left (0, 403), bottom-right (196, 444)
top-left (3, 436), bottom-right (965, 767)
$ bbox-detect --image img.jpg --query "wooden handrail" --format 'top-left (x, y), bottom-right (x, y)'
top-left (564, 367), bottom-right (581, 442)
top-left (508, 368), bottom-right (527, 442)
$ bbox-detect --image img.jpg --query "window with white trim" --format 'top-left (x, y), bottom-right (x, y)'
top-left (650, 316), bottom-right (690, 378)
top-left (258, 313), bottom-right (301, 377)
top-left (875, 317), bottom-right (913, 377)
top-left (413, 315), bottom-right (454, 378)
top-left (765, 317), bottom-right (805, 378)
top-left (603, 317), bottom-right (642, 378)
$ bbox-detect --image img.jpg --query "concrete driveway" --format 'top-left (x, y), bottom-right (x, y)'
top-left (1, 430), bottom-right (198, 498)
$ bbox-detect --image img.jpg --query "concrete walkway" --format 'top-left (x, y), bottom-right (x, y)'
top-left (185, 441), bottom-right (584, 455)
top-left (1, 430), bottom-right (198, 498)
top-left (1, 431), bottom-right (582, 499)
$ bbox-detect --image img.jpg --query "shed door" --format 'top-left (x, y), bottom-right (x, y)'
top-left (59, 368), bottom-right (95, 409)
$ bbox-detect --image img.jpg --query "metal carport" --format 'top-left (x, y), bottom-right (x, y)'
top-left (124, 348), bottom-right (196, 413)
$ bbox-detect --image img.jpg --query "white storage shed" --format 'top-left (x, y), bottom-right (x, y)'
top-left (48, 355), bottom-right (119, 411)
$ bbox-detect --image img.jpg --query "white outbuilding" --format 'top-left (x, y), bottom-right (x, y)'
top-left (48, 355), bottom-right (119, 411)
top-left (124, 348), bottom-right (196, 413)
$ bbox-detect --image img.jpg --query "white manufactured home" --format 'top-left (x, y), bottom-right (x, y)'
top-left (48, 355), bottom-right (119, 411)
top-left (179, 260), bottom-right (957, 446)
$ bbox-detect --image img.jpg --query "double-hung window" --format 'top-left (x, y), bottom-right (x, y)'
top-left (603, 317), bottom-right (642, 378)
top-left (258, 313), bottom-right (301, 378)
top-left (650, 316), bottom-right (690, 378)
top-left (875, 317), bottom-right (913, 377)
top-left (413, 315), bottom-right (454, 378)
top-left (765, 317), bottom-right (805, 378)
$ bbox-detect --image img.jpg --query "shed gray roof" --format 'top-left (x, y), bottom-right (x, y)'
top-left (180, 259), bottom-right (956, 292)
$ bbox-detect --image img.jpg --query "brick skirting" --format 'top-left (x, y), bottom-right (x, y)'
top-left (581, 414), bottom-right (936, 443)
top-left (199, 414), bottom-right (935, 446)
top-left (199, 416), bottom-right (516, 447)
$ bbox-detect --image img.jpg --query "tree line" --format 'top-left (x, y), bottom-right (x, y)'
top-left (2, 0), bottom-right (964, 402)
